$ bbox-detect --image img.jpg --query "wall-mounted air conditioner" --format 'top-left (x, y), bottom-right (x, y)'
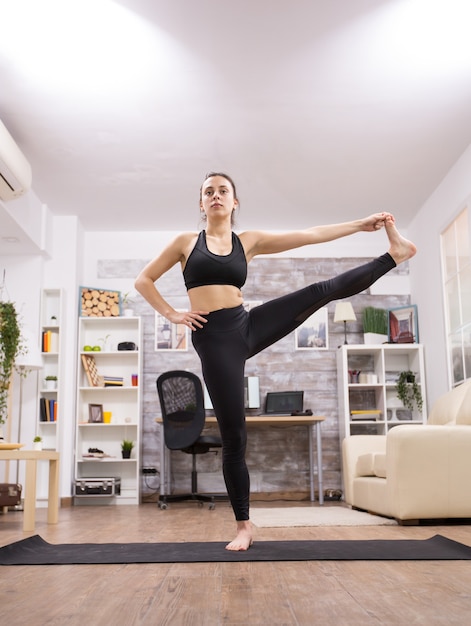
top-left (0, 119), bottom-right (32, 202)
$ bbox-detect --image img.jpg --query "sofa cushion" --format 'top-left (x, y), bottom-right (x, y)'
top-left (373, 453), bottom-right (387, 478)
top-left (356, 453), bottom-right (374, 476)
top-left (356, 452), bottom-right (387, 478)
top-left (428, 379), bottom-right (471, 425)
top-left (455, 381), bottom-right (471, 425)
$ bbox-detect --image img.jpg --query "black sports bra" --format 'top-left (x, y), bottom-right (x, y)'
top-left (183, 231), bottom-right (247, 291)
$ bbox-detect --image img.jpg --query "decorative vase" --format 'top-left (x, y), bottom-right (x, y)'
top-left (363, 332), bottom-right (388, 345)
top-left (123, 308), bottom-right (134, 318)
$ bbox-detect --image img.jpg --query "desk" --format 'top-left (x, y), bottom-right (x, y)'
top-left (156, 415), bottom-right (325, 505)
top-left (0, 449), bottom-right (60, 532)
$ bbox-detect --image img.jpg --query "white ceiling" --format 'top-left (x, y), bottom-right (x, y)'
top-left (1, 0), bottom-right (471, 247)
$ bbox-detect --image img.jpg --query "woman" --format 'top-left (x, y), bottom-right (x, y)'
top-left (135, 172), bottom-right (416, 551)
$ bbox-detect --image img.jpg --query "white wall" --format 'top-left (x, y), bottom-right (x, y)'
top-left (0, 216), bottom-right (84, 494)
top-left (408, 143), bottom-right (471, 406)
top-left (0, 254), bottom-right (43, 484)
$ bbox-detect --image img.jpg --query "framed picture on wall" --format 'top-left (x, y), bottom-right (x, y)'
top-left (388, 305), bottom-right (419, 343)
top-left (155, 311), bottom-right (188, 351)
top-left (295, 307), bottom-right (329, 350)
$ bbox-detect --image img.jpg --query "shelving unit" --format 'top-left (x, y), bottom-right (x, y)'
top-left (38, 288), bottom-right (63, 451)
top-left (74, 316), bottom-right (142, 505)
top-left (337, 344), bottom-right (427, 440)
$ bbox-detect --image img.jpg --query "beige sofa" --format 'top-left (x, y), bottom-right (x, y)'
top-left (342, 379), bottom-right (471, 522)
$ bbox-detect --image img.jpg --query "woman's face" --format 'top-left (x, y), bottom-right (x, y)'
top-left (200, 175), bottom-right (238, 222)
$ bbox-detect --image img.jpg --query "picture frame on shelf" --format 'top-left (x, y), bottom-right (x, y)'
top-left (88, 403), bottom-right (103, 423)
top-left (155, 311), bottom-right (188, 351)
top-left (295, 307), bottom-right (328, 350)
top-left (388, 305), bottom-right (419, 344)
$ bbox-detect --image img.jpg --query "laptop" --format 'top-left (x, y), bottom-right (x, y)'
top-left (262, 391), bottom-right (304, 416)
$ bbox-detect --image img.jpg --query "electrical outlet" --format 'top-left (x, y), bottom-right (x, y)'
top-left (142, 467), bottom-right (157, 475)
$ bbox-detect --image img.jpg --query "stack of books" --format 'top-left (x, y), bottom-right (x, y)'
top-left (40, 398), bottom-right (58, 421)
top-left (42, 330), bottom-right (59, 353)
top-left (350, 409), bottom-right (382, 421)
top-left (103, 376), bottom-right (124, 387)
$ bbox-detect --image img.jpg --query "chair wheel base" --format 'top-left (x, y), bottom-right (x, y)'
top-left (158, 494), bottom-right (217, 511)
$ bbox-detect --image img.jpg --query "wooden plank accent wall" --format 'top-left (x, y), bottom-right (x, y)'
top-left (98, 256), bottom-right (410, 500)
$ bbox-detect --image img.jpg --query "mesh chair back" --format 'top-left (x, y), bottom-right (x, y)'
top-left (157, 370), bottom-right (206, 450)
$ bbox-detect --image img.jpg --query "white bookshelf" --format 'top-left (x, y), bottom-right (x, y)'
top-left (38, 288), bottom-right (63, 451)
top-left (337, 344), bottom-right (427, 440)
top-left (74, 316), bottom-right (142, 505)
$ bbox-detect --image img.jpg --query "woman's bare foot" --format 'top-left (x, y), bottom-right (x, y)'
top-left (225, 520), bottom-right (253, 551)
top-left (385, 216), bottom-right (417, 265)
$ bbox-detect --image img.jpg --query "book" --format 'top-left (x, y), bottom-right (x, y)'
top-left (42, 330), bottom-right (52, 352)
top-left (351, 409), bottom-right (382, 421)
top-left (103, 376), bottom-right (124, 387)
top-left (39, 398), bottom-right (47, 422)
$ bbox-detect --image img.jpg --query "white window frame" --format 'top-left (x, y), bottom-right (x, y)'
top-left (440, 205), bottom-right (471, 387)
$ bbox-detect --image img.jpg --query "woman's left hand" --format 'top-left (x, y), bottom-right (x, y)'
top-left (361, 212), bottom-right (394, 232)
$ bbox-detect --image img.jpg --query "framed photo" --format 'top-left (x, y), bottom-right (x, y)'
top-left (88, 403), bottom-right (103, 423)
top-left (388, 305), bottom-right (419, 344)
top-left (79, 286), bottom-right (121, 317)
top-left (295, 307), bottom-right (329, 350)
top-left (155, 311), bottom-right (188, 351)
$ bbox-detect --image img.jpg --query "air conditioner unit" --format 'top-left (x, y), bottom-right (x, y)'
top-left (0, 119), bottom-right (32, 202)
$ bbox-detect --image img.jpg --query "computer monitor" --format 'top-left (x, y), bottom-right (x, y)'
top-left (264, 391), bottom-right (304, 415)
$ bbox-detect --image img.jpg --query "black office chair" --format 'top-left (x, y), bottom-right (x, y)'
top-left (156, 370), bottom-right (222, 510)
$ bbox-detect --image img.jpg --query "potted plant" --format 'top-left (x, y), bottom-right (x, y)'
top-left (45, 375), bottom-right (58, 390)
top-left (97, 334), bottom-right (110, 351)
top-left (396, 370), bottom-right (423, 412)
top-left (121, 439), bottom-right (134, 459)
top-left (362, 306), bottom-right (388, 344)
top-left (33, 435), bottom-right (42, 451)
top-left (122, 293), bottom-right (135, 317)
top-left (0, 301), bottom-right (23, 430)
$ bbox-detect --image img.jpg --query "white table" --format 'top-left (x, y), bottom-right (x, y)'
top-left (0, 449), bottom-right (60, 532)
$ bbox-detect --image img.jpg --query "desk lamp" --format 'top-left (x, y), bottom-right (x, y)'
top-left (334, 302), bottom-right (357, 345)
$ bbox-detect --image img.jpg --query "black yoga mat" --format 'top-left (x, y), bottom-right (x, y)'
top-left (1, 534), bottom-right (471, 565)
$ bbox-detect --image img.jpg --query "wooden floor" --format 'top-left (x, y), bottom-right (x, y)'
top-left (1, 500), bottom-right (471, 625)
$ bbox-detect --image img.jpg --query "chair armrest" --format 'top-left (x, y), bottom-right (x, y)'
top-left (342, 435), bottom-right (386, 504)
top-left (386, 425), bottom-right (471, 518)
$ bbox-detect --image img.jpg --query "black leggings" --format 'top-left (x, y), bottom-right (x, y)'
top-left (191, 253), bottom-right (396, 520)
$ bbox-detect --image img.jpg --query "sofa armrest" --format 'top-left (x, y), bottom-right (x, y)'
top-left (386, 424), bottom-right (471, 518)
top-left (342, 435), bottom-right (386, 505)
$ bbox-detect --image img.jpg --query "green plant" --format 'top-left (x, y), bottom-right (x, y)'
top-left (33, 436), bottom-right (42, 443)
top-left (45, 375), bottom-right (58, 381)
top-left (121, 439), bottom-right (134, 451)
top-left (362, 307), bottom-right (388, 335)
top-left (0, 301), bottom-right (24, 424)
top-left (122, 292), bottom-right (134, 306)
top-left (396, 370), bottom-right (423, 412)
top-left (98, 334), bottom-right (110, 350)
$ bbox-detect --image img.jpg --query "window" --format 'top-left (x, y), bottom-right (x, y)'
top-left (441, 207), bottom-right (471, 386)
